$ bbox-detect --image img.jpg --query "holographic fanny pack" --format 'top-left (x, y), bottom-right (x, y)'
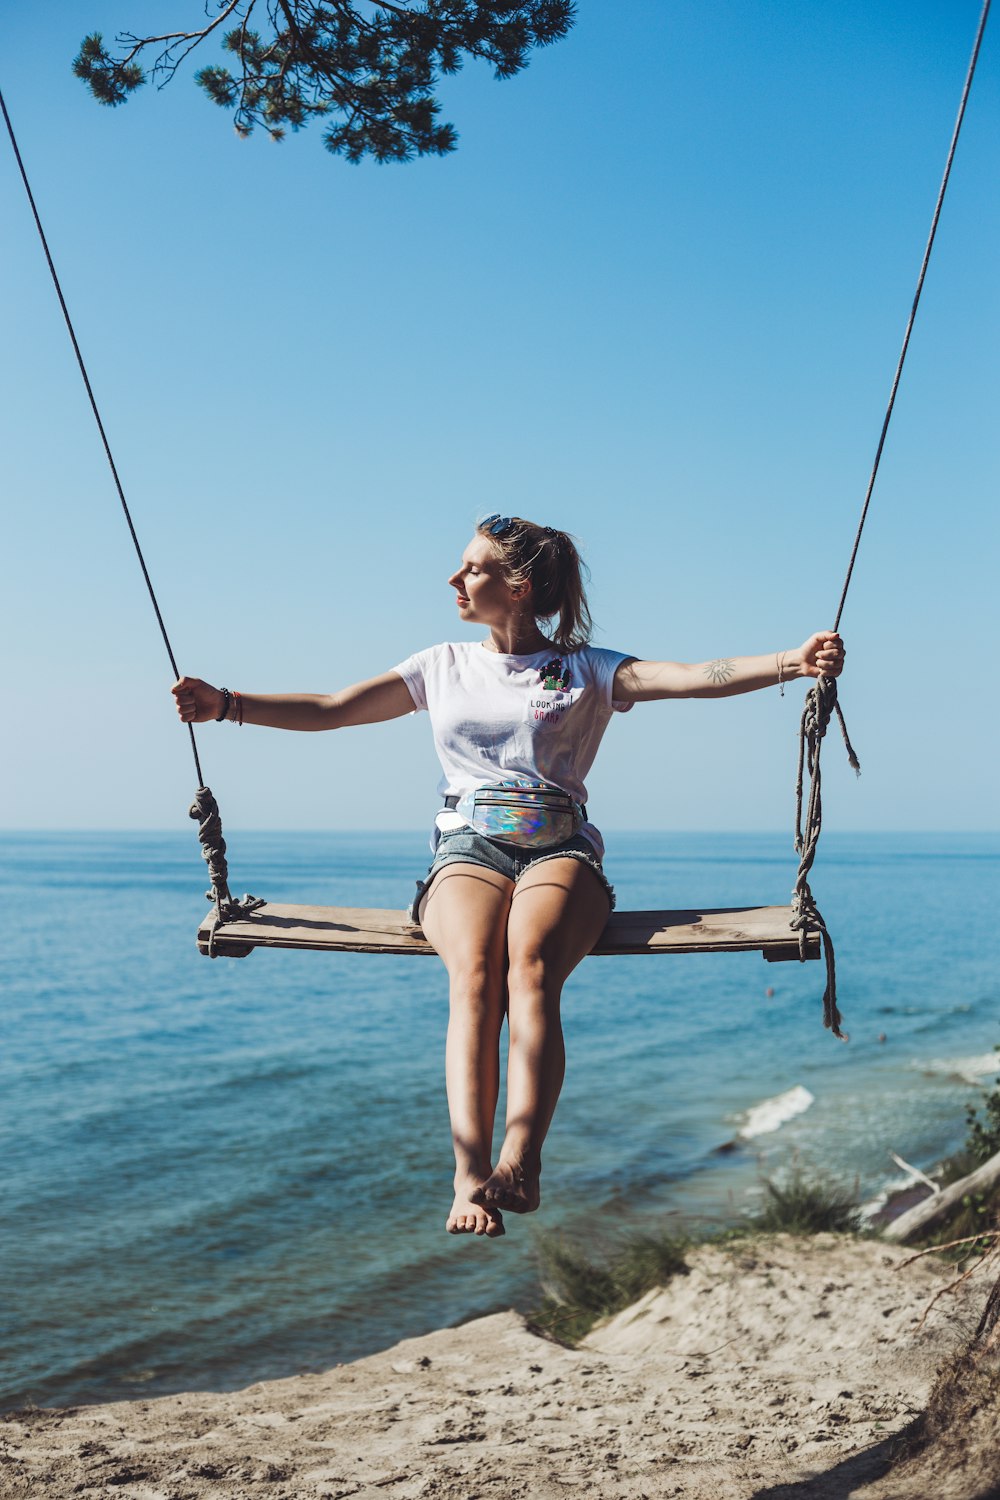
top-left (454, 782), bottom-right (583, 849)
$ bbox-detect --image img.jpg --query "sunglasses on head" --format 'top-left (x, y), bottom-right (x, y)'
top-left (480, 513), bottom-right (516, 537)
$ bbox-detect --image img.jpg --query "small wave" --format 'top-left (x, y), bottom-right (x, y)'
top-left (915, 1053), bottom-right (1000, 1086)
top-left (738, 1085), bottom-right (815, 1140)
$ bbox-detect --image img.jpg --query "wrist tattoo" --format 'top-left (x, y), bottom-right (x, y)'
top-left (704, 658), bottom-right (735, 684)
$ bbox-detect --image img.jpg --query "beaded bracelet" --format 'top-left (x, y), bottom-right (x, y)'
top-left (215, 687), bottom-right (231, 721)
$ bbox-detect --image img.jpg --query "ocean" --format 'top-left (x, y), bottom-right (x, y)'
top-left (2, 830), bottom-right (997, 1411)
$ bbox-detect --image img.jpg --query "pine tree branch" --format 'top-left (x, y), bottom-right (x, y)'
top-left (114, 0), bottom-right (250, 77)
top-left (75, 2), bottom-right (575, 161)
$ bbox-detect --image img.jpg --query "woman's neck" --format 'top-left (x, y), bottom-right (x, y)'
top-left (484, 621), bottom-right (550, 656)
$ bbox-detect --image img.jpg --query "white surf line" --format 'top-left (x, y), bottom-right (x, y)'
top-left (739, 1085), bottom-right (815, 1140)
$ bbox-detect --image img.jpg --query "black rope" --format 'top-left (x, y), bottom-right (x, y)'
top-left (0, 83), bottom-right (206, 788)
top-left (0, 82), bottom-right (259, 921)
top-left (791, 0), bottom-right (991, 1036)
top-left (832, 0), bottom-right (991, 633)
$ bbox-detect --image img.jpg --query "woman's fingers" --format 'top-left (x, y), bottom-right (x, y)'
top-left (170, 675), bottom-right (215, 722)
top-left (800, 631), bottom-right (845, 678)
top-left (814, 633), bottom-right (845, 677)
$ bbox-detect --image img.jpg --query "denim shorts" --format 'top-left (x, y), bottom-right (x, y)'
top-left (410, 827), bottom-right (615, 923)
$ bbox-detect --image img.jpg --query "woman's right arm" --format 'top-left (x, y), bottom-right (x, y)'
top-left (171, 672), bottom-right (416, 731)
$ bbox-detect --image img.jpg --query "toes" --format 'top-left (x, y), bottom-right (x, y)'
top-left (447, 1198), bottom-right (506, 1237)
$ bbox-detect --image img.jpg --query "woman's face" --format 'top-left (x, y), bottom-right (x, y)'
top-left (448, 535), bottom-right (524, 625)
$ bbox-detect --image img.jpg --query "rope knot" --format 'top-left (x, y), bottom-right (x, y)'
top-left (189, 786), bottom-right (263, 951)
top-left (791, 674), bottom-right (859, 1041)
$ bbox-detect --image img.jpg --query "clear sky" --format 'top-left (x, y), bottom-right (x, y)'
top-left (2, 0), bottom-right (997, 834)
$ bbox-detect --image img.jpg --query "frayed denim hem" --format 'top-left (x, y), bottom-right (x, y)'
top-left (513, 848), bottom-right (616, 910)
top-left (408, 842), bottom-right (614, 924)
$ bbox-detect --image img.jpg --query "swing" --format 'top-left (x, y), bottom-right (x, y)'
top-left (4, 0), bottom-right (989, 1043)
top-left (196, 898), bottom-right (819, 963)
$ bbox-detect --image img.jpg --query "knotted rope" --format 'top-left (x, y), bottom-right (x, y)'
top-left (189, 786), bottom-right (264, 957)
top-left (790, 678), bottom-right (859, 1039)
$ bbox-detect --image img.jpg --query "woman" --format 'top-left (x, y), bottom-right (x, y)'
top-left (172, 515), bottom-right (844, 1240)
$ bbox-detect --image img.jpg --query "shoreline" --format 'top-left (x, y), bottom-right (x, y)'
top-left (4, 1231), bottom-right (994, 1500)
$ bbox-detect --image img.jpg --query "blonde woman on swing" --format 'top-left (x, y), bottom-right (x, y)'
top-left (173, 515), bottom-right (844, 1239)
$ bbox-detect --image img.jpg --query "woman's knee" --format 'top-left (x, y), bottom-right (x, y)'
top-left (506, 951), bottom-right (559, 1004)
top-left (447, 956), bottom-right (505, 1011)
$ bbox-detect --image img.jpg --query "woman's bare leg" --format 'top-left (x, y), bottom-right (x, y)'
top-left (472, 857), bottom-right (610, 1215)
top-left (418, 863), bottom-right (514, 1236)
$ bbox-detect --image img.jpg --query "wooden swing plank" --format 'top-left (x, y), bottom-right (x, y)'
top-left (196, 903), bottom-right (817, 962)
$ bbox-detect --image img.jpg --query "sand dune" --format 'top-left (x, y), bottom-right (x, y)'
top-left (3, 1233), bottom-right (995, 1499)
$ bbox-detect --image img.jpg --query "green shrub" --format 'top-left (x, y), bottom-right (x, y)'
top-left (529, 1229), bottom-right (688, 1345)
top-left (965, 1049), bottom-right (1000, 1165)
top-left (744, 1166), bottom-right (862, 1235)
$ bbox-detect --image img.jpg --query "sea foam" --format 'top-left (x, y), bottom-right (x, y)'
top-left (916, 1053), bottom-right (1000, 1086)
top-left (739, 1085), bottom-right (815, 1140)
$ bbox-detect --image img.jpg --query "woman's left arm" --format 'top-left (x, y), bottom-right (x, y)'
top-left (613, 632), bottom-right (845, 702)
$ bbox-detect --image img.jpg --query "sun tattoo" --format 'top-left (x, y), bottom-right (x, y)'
top-left (704, 658), bottom-right (736, 684)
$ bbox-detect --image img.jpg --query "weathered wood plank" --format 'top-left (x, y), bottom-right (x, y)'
top-left (197, 903), bottom-right (819, 961)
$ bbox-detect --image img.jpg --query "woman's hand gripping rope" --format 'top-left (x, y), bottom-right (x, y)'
top-left (799, 631), bottom-right (845, 679)
top-left (172, 676), bottom-right (226, 723)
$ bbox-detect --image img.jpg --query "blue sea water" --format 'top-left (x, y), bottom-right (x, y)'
top-left (1, 830), bottom-right (998, 1411)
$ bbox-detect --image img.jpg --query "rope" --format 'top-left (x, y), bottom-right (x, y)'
top-left (189, 786), bottom-right (264, 955)
top-left (832, 0), bottom-right (992, 634)
top-left (790, 677), bottom-right (859, 1039)
top-left (0, 83), bottom-right (205, 787)
top-left (790, 0), bottom-right (991, 1035)
top-left (1, 82), bottom-right (252, 920)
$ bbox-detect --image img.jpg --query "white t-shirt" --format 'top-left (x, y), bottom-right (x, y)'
top-left (393, 641), bottom-right (634, 856)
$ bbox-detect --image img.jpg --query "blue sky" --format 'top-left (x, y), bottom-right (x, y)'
top-left (2, 0), bottom-right (997, 833)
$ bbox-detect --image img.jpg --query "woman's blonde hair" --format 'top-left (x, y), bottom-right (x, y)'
top-left (478, 516), bottom-right (593, 653)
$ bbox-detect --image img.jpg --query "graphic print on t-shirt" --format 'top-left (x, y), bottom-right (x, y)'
top-left (537, 657), bottom-right (572, 692)
top-left (531, 656), bottom-right (575, 726)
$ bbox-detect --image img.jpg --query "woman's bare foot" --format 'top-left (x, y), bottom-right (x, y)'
top-left (447, 1181), bottom-right (505, 1237)
top-left (470, 1154), bottom-right (541, 1215)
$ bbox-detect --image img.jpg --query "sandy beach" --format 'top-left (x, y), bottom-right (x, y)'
top-left (4, 1232), bottom-right (997, 1500)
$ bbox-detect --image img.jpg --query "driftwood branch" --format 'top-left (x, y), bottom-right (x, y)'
top-left (884, 1147), bottom-right (1000, 1244)
top-left (889, 1149), bottom-right (941, 1195)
